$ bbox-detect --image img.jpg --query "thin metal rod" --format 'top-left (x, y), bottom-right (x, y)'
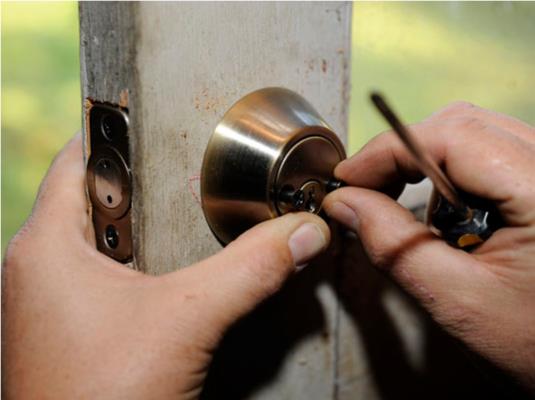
top-left (370, 92), bottom-right (468, 217)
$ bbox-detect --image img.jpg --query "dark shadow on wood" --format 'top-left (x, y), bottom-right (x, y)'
top-left (201, 247), bottom-right (336, 399)
top-left (201, 226), bottom-right (532, 399)
top-left (336, 232), bottom-right (532, 400)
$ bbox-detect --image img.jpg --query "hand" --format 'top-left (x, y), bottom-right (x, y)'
top-left (2, 134), bottom-right (330, 399)
top-left (323, 102), bottom-right (535, 390)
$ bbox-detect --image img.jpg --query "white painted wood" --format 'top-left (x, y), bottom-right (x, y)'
top-left (81, 3), bottom-right (352, 398)
top-left (134, 2), bottom-right (351, 272)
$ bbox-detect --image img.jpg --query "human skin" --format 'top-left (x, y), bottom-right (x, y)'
top-left (3, 102), bottom-right (535, 398)
top-left (1, 134), bottom-right (330, 399)
top-left (323, 102), bottom-right (535, 391)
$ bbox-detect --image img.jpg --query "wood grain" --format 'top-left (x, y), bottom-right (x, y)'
top-left (80, 3), bottom-right (352, 398)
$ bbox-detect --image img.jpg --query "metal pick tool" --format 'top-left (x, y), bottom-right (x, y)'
top-left (370, 92), bottom-right (501, 249)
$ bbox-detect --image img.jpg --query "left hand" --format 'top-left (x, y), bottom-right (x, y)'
top-left (2, 133), bottom-right (330, 399)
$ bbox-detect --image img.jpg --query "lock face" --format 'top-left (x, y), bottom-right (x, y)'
top-left (201, 87), bottom-right (346, 245)
top-left (86, 102), bottom-right (133, 262)
top-left (275, 135), bottom-right (342, 215)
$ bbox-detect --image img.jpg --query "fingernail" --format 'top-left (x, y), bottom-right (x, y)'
top-left (326, 201), bottom-right (359, 231)
top-left (288, 223), bottom-right (327, 268)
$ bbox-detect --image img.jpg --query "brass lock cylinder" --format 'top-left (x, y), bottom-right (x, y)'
top-left (201, 87), bottom-right (346, 245)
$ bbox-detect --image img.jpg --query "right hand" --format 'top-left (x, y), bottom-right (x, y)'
top-left (323, 102), bottom-right (535, 390)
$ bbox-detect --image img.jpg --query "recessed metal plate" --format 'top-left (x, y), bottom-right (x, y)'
top-left (86, 102), bottom-right (133, 262)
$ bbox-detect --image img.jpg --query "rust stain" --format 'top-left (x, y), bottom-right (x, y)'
top-left (321, 59), bottom-right (328, 73)
top-left (119, 89), bottom-right (129, 108)
top-left (338, 49), bottom-right (350, 128)
top-left (326, 5), bottom-right (343, 23)
top-left (83, 98), bottom-right (94, 161)
top-left (194, 88), bottom-right (227, 113)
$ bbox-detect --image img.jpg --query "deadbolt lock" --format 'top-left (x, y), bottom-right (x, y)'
top-left (86, 102), bottom-right (133, 262)
top-left (200, 87), bottom-right (346, 245)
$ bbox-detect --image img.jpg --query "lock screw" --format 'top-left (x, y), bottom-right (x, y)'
top-left (279, 186), bottom-right (305, 209)
top-left (100, 113), bottom-right (127, 142)
top-left (278, 181), bottom-right (323, 214)
top-left (105, 224), bottom-right (119, 249)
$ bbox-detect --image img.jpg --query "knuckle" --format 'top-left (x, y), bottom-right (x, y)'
top-left (445, 100), bottom-right (476, 114)
top-left (3, 226), bottom-right (34, 270)
top-left (434, 101), bottom-right (477, 120)
top-left (358, 213), bottom-right (421, 270)
top-left (444, 116), bottom-right (489, 135)
top-left (362, 131), bottom-right (395, 153)
top-left (365, 245), bottom-right (391, 269)
top-left (374, 130), bottom-right (396, 146)
top-left (359, 228), bottom-right (400, 269)
top-left (428, 101), bottom-right (479, 122)
top-left (2, 217), bottom-right (45, 276)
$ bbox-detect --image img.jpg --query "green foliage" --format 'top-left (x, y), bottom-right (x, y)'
top-left (2, 3), bottom-right (534, 254)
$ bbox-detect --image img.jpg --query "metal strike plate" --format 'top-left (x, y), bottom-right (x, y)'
top-left (85, 101), bottom-right (133, 262)
top-left (201, 87), bottom-right (346, 245)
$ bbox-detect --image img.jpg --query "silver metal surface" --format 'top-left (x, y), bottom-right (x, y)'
top-left (201, 87), bottom-right (346, 245)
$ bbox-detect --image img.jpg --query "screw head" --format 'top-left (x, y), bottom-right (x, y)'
top-left (277, 180), bottom-right (323, 214)
top-left (105, 225), bottom-right (119, 249)
top-left (100, 113), bottom-right (127, 142)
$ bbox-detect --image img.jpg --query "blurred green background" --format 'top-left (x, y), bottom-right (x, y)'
top-left (350, 2), bottom-right (535, 151)
top-left (2, 2), bottom-right (535, 254)
top-left (2, 2), bottom-right (80, 253)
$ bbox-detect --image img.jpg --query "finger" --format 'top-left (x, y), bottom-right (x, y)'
top-left (427, 101), bottom-right (535, 145)
top-left (323, 187), bottom-right (493, 309)
top-left (160, 212), bottom-right (330, 341)
top-left (30, 133), bottom-right (88, 236)
top-left (335, 118), bottom-right (535, 226)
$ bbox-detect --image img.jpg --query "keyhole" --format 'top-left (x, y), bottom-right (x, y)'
top-left (107, 195), bottom-right (113, 204)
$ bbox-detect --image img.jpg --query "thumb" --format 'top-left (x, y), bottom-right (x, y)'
top-left (161, 212), bottom-right (330, 339)
top-left (29, 133), bottom-right (88, 237)
top-left (323, 187), bottom-right (492, 309)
